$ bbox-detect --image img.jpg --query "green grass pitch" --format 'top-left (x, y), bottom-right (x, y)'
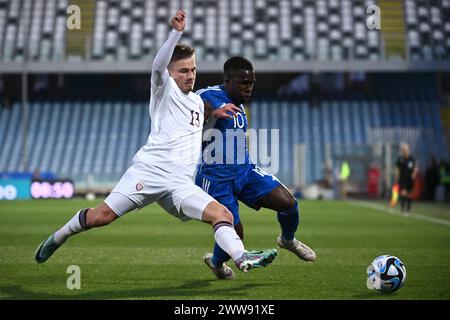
top-left (0, 199), bottom-right (449, 300)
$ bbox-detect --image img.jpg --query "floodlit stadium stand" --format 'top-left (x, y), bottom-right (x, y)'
top-left (0, 95), bottom-right (445, 188)
top-left (0, 0), bottom-right (449, 194)
top-left (0, 0), bottom-right (449, 63)
top-left (405, 0), bottom-right (450, 60)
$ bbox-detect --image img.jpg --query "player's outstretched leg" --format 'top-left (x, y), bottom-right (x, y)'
top-left (276, 200), bottom-right (316, 262)
top-left (212, 221), bottom-right (278, 272)
top-left (35, 204), bottom-right (118, 263)
top-left (203, 252), bottom-right (236, 280)
top-left (201, 201), bottom-right (278, 273)
top-left (35, 208), bottom-right (91, 263)
top-left (234, 249), bottom-right (278, 272)
top-left (204, 221), bottom-right (244, 279)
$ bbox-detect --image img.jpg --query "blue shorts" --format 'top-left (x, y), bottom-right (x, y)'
top-left (195, 164), bottom-right (281, 225)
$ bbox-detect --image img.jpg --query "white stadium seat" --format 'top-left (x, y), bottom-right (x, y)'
top-left (0, 0), bottom-right (447, 62)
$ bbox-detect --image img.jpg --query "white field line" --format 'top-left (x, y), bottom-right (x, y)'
top-left (349, 200), bottom-right (450, 227)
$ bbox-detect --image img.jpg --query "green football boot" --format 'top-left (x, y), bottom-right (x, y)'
top-left (235, 249), bottom-right (278, 272)
top-left (35, 234), bottom-right (61, 263)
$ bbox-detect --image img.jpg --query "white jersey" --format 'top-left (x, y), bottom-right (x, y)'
top-left (132, 75), bottom-right (204, 179)
top-left (107, 29), bottom-right (213, 221)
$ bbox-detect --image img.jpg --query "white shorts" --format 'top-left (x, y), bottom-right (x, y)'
top-left (104, 162), bottom-right (215, 221)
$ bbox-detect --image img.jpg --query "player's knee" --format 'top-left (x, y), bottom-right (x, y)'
top-left (285, 198), bottom-right (299, 215)
top-left (279, 193), bottom-right (297, 213)
top-left (266, 185), bottom-right (297, 212)
top-left (203, 201), bottom-right (234, 225)
top-left (213, 206), bottom-right (234, 225)
top-left (221, 207), bottom-right (234, 224)
top-left (87, 206), bottom-right (117, 227)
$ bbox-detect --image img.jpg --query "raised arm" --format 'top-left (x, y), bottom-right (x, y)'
top-left (152, 10), bottom-right (186, 86)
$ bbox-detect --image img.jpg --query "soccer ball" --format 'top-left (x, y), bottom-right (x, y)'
top-left (367, 255), bottom-right (406, 293)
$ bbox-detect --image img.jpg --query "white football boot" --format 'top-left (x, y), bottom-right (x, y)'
top-left (203, 252), bottom-right (236, 280)
top-left (277, 235), bottom-right (316, 262)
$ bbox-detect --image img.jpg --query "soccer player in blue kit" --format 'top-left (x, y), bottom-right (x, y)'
top-left (196, 57), bottom-right (316, 280)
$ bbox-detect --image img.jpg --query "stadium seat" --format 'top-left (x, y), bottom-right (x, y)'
top-left (0, 0), bottom-right (447, 62)
top-left (404, 0), bottom-right (449, 60)
top-left (246, 95), bottom-right (446, 185)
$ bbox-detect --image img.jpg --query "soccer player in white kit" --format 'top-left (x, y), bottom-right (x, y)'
top-left (35, 10), bottom-right (277, 273)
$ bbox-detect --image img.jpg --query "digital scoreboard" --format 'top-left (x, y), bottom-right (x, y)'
top-left (30, 180), bottom-right (75, 199)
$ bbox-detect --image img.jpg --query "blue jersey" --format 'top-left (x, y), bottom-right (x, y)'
top-left (196, 85), bottom-right (250, 181)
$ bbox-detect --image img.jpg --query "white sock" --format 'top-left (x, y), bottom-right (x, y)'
top-left (53, 209), bottom-right (89, 244)
top-left (214, 222), bottom-right (245, 261)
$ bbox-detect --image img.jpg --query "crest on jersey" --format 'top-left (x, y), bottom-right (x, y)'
top-left (136, 183), bottom-right (143, 191)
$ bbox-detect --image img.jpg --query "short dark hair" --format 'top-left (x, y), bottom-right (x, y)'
top-left (170, 44), bottom-right (195, 63)
top-left (223, 56), bottom-right (254, 77)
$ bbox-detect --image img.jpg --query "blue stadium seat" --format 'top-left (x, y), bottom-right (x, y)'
top-left (0, 106), bottom-right (13, 170)
top-left (0, 98), bottom-right (447, 188)
top-left (360, 101), bottom-right (370, 142)
top-left (5, 103), bottom-right (22, 172)
top-left (60, 102), bottom-right (82, 176)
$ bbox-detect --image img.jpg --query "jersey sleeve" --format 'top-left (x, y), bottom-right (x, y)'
top-left (199, 90), bottom-right (226, 110)
top-left (151, 29), bottom-right (182, 87)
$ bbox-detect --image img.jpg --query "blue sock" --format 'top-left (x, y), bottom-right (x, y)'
top-left (277, 200), bottom-right (300, 241)
top-left (211, 242), bottom-right (231, 267)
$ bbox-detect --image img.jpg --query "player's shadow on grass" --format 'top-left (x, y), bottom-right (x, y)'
top-left (0, 280), bottom-right (265, 300)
